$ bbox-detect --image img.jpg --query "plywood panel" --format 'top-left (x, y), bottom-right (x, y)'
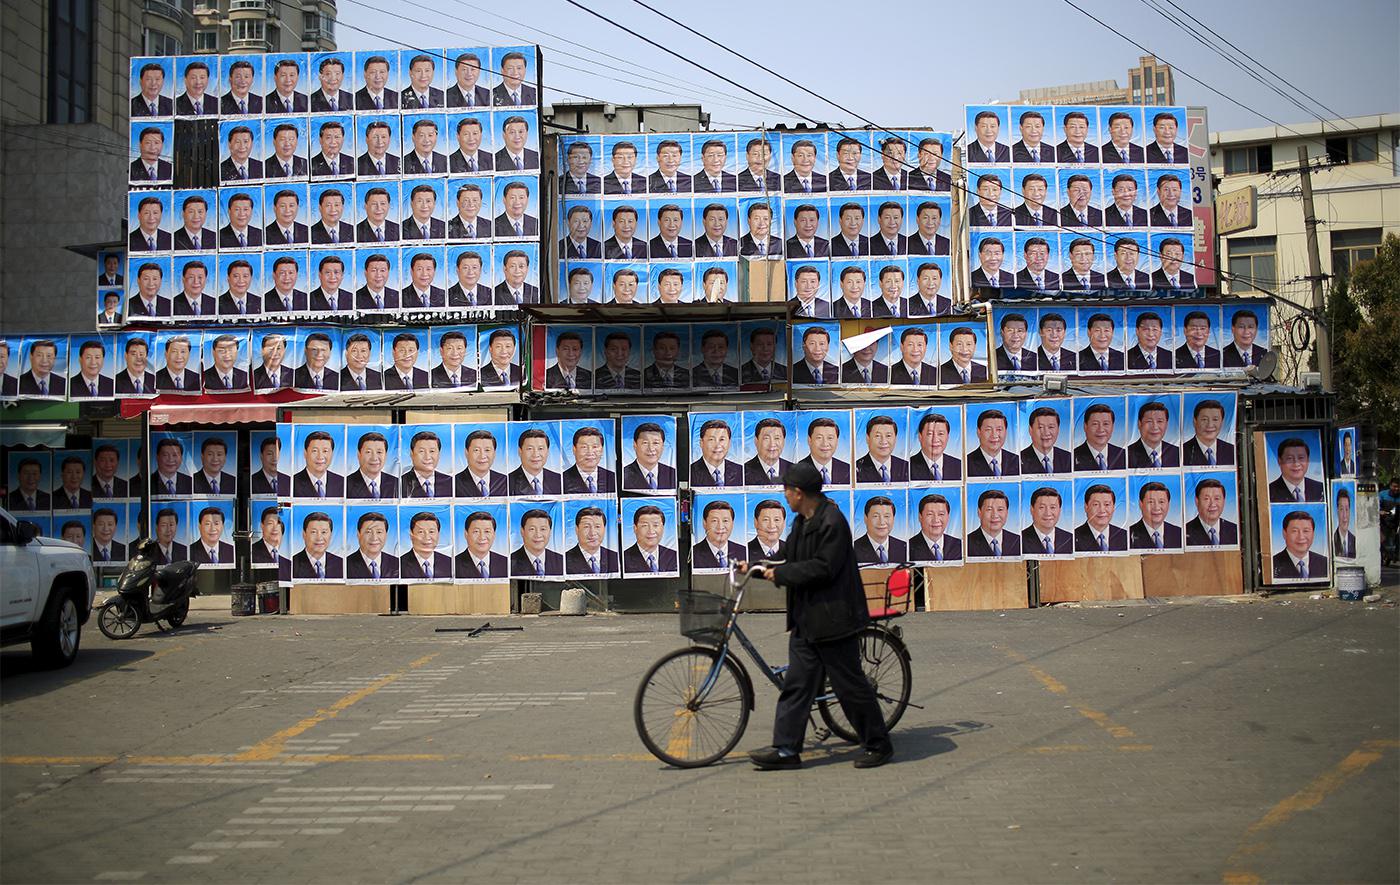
top-left (403, 408), bottom-right (512, 423)
top-left (409, 583), bottom-right (510, 615)
top-left (1141, 550), bottom-right (1244, 597)
top-left (292, 584), bottom-right (391, 614)
top-left (1038, 557), bottom-right (1145, 603)
top-left (290, 409), bottom-right (394, 424)
top-left (925, 563), bottom-right (1028, 611)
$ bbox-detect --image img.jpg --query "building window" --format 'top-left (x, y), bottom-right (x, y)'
top-left (231, 18), bottom-right (265, 42)
top-left (1132, 72), bottom-right (1141, 91)
top-left (1224, 145), bottom-right (1273, 175)
top-left (1227, 236), bottom-right (1277, 292)
top-left (194, 29), bottom-right (218, 51)
top-left (301, 10), bottom-right (334, 40)
top-left (1326, 133), bottom-right (1379, 165)
top-left (47, 0), bottom-right (93, 124)
top-left (144, 30), bottom-right (183, 55)
top-left (1330, 228), bottom-right (1382, 280)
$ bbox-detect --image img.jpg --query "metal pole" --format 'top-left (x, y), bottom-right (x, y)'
top-left (1297, 145), bottom-right (1332, 391)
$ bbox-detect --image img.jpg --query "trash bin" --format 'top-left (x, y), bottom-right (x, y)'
top-left (256, 581), bottom-right (284, 614)
top-left (231, 583), bottom-right (256, 616)
top-left (1337, 566), bottom-right (1366, 601)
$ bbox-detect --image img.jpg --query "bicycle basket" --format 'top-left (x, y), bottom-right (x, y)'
top-left (677, 589), bottom-right (736, 642)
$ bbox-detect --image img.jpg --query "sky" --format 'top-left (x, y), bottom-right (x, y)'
top-left (336, 0), bottom-right (1399, 135)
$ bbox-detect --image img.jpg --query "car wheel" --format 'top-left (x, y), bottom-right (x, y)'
top-left (32, 591), bottom-right (81, 669)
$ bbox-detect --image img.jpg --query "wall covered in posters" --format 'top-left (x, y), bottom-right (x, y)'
top-left (123, 46), bottom-right (543, 329)
top-left (680, 394), bottom-right (1243, 570)
top-left (276, 416), bottom-right (680, 585)
top-left (556, 129), bottom-right (955, 312)
top-left (964, 104), bottom-right (1199, 294)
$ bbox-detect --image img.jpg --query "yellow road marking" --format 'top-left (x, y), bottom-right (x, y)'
top-left (664, 710), bottom-right (695, 759)
top-left (1022, 744), bottom-right (1154, 755)
top-left (1073, 705), bottom-right (1137, 739)
top-left (4, 755), bottom-right (119, 765)
top-left (1222, 739), bottom-right (1399, 883)
top-left (1026, 665), bottom-right (1068, 695)
top-left (1024, 745), bottom-right (1093, 754)
top-left (2, 752), bottom-right (458, 766)
top-left (1002, 647), bottom-right (1142, 745)
top-left (280, 753), bottom-right (452, 762)
top-left (235, 652), bottom-right (440, 762)
top-left (510, 753), bottom-right (677, 763)
top-left (0, 651), bottom-right (449, 768)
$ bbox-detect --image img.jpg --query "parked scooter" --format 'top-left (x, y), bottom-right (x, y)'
top-left (97, 539), bottom-right (200, 639)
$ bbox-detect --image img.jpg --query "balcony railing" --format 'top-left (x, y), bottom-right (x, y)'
top-left (143, 0), bottom-right (189, 25)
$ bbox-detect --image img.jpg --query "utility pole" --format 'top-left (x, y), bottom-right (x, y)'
top-left (1297, 145), bottom-right (1331, 390)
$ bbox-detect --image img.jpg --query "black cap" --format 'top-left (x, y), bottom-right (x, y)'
top-left (781, 461), bottom-right (823, 494)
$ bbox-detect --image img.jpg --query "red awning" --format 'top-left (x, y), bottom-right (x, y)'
top-left (122, 389), bottom-right (314, 424)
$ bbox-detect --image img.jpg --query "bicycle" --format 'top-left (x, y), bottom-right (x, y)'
top-left (634, 560), bottom-right (916, 768)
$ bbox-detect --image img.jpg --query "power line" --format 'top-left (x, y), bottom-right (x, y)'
top-left (594, 0), bottom-right (1277, 293)
top-left (1057, 0), bottom-right (1315, 141)
top-left (1156, 0), bottom-right (1356, 129)
top-left (267, 0), bottom-right (695, 117)
top-left (1135, 0), bottom-right (1327, 127)
top-left (561, 0), bottom-right (815, 124)
top-left (435, 0), bottom-right (792, 119)
top-left (5, 128), bottom-right (128, 159)
top-left (334, 0), bottom-right (782, 122)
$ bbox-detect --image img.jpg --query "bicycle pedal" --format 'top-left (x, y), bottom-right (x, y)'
top-left (812, 726), bottom-right (832, 742)
top-left (770, 665), bottom-right (789, 675)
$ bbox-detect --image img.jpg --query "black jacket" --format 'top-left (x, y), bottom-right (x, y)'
top-left (771, 496), bottom-right (870, 643)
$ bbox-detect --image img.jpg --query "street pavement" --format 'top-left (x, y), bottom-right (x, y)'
top-left (2, 594), bottom-right (1397, 884)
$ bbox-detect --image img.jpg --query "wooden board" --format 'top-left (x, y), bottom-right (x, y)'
top-left (925, 562), bottom-right (1028, 611)
top-left (1141, 550), bottom-right (1244, 597)
top-left (409, 583), bottom-right (510, 615)
top-left (403, 407), bottom-right (511, 422)
top-left (289, 408), bottom-right (394, 424)
top-left (292, 584), bottom-right (391, 614)
top-left (1038, 557), bottom-right (1145, 604)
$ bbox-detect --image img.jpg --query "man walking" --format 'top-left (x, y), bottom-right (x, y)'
top-left (744, 462), bottom-right (894, 770)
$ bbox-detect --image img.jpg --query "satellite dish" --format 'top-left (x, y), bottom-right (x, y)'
top-left (1245, 351), bottom-right (1278, 382)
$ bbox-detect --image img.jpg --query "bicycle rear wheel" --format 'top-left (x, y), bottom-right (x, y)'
top-left (635, 647), bottom-right (752, 768)
top-left (818, 626), bottom-right (912, 744)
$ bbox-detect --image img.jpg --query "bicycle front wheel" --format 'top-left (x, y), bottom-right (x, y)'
top-left (634, 647), bottom-right (752, 768)
top-left (818, 626), bottom-right (912, 744)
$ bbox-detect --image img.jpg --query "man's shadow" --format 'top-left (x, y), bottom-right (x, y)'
top-left (805, 720), bottom-right (988, 766)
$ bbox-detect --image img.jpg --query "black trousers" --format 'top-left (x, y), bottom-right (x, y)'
top-left (772, 630), bottom-right (891, 753)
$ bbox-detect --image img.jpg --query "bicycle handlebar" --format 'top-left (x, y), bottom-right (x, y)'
top-left (728, 559), bottom-right (782, 588)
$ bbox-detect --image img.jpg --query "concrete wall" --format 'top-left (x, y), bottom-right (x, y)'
top-left (0, 124), bottom-right (132, 332)
top-left (0, 1), bottom-right (142, 333)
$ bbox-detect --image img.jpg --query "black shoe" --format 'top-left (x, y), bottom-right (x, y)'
top-left (749, 747), bottom-right (801, 770)
top-left (853, 746), bottom-right (894, 769)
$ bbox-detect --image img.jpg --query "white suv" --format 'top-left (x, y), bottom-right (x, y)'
top-left (0, 507), bottom-right (96, 668)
